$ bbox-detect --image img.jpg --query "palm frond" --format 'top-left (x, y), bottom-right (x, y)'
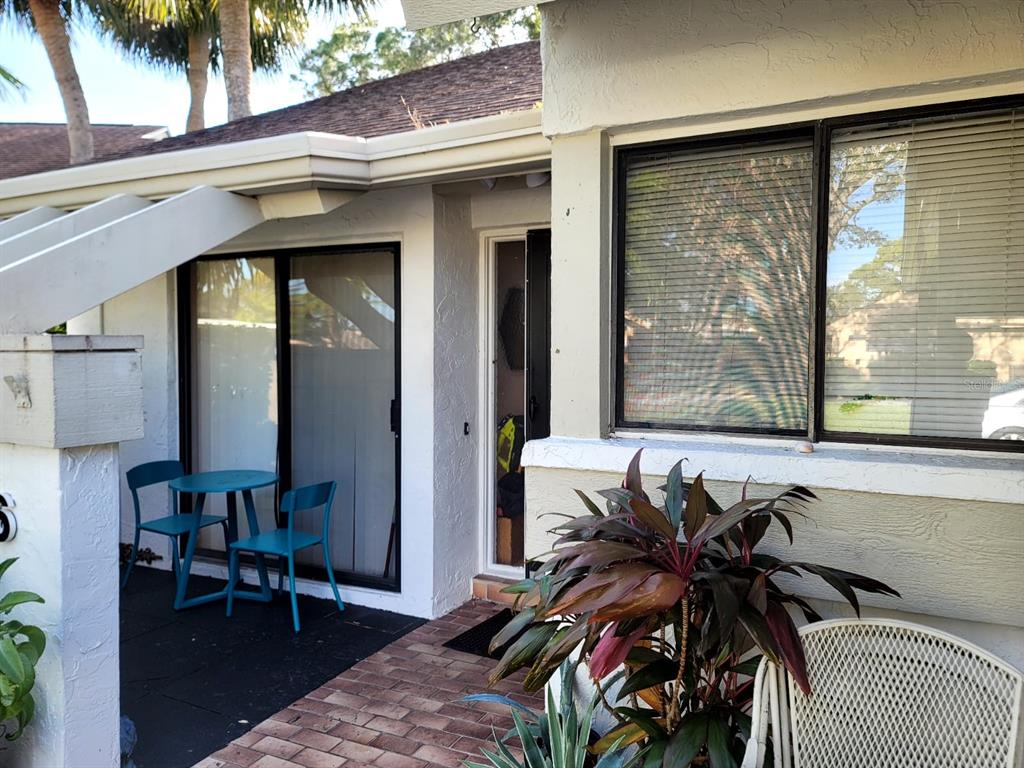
top-left (0, 65), bottom-right (26, 100)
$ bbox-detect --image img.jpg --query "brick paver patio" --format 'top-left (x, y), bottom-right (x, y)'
top-left (195, 600), bottom-right (543, 768)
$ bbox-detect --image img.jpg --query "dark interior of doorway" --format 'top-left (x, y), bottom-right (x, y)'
top-left (494, 240), bottom-right (526, 566)
top-left (492, 230), bottom-right (550, 568)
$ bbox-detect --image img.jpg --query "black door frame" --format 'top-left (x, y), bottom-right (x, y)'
top-left (176, 242), bottom-right (402, 593)
top-left (525, 229), bottom-right (552, 442)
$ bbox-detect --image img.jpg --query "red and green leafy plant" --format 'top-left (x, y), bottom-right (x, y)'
top-left (487, 450), bottom-right (898, 767)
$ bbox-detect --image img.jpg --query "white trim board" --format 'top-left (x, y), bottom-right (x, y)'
top-left (477, 230), bottom-right (531, 577)
top-left (522, 434), bottom-right (1024, 505)
top-left (0, 111), bottom-right (549, 217)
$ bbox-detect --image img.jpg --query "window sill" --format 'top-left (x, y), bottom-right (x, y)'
top-left (520, 432), bottom-right (1023, 505)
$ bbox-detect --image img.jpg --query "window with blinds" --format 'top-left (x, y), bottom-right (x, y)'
top-left (824, 109), bottom-right (1023, 441)
top-left (619, 138), bottom-right (814, 432)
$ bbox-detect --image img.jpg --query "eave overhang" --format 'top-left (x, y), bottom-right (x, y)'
top-left (0, 109), bottom-right (549, 217)
top-left (399, 0), bottom-right (553, 30)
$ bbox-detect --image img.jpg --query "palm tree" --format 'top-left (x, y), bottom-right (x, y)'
top-left (95, 0), bottom-right (304, 131)
top-left (220, 0), bottom-right (252, 119)
top-left (1, 0), bottom-right (93, 161)
top-left (218, 0), bottom-right (370, 120)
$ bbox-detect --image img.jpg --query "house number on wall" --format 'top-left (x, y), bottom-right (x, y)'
top-left (0, 493), bottom-right (17, 542)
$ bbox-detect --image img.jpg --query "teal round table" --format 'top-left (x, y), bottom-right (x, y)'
top-left (168, 470), bottom-right (278, 610)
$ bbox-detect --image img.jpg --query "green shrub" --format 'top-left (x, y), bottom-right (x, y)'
top-left (0, 558), bottom-right (45, 740)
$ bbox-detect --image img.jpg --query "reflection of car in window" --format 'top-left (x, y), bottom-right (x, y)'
top-left (982, 380), bottom-right (1024, 440)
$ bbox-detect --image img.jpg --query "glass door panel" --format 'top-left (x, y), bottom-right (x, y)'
top-left (289, 249), bottom-right (397, 581)
top-left (192, 258), bottom-right (279, 548)
top-left (493, 240), bottom-right (526, 567)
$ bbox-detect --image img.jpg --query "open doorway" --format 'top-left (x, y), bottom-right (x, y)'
top-left (483, 230), bottom-right (550, 574)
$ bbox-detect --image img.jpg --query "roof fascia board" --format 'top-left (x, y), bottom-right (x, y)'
top-left (366, 129), bottom-right (551, 186)
top-left (400, 0), bottom-right (553, 30)
top-left (0, 110), bottom-right (547, 217)
top-left (361, 109), bottom-right (542, 158)
top-left (2, 132), bottom-right (327, 196)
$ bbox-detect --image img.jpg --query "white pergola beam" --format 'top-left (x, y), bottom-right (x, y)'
top-left (0, 206), bottom-right (64, 239)
top-left (0, 186), bottom-right (264, 334)
top-left (257, 188), bottom-right (363, 219)
top-left (0, 194), bottom-right (151, 269)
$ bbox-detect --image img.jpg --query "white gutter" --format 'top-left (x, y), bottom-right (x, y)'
top-left (399, 0), bottom-right (554, 30)
top-left (0, 109), bottom-right (549, 216)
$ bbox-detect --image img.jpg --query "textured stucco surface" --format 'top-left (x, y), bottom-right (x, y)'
top-left (432, 194), bottom-right (481, 616)
top-left (523, 465), bottom-right (1024, 669)
top-left (0, 443), bottom-right (120, 767)
top-left (540, 0), bottom-right (1024, 137)
top-left (98, 275), bottom-right (180, 557)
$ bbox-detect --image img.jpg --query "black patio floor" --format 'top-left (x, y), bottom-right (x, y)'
top-left (120, 565), bottom-right (424, 768)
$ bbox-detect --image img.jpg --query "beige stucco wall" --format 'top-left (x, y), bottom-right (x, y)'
top-left (540, 0), bottom-right (1024, 138)
top-left (528, 0), bottom-right (1024, 670)
top-left (525, 466), bottom-right (1024, 669)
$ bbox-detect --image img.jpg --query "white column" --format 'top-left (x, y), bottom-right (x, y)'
top-left (0, 334), bottom-right (143, 767)
top-left (549, 131), bottom-right (611, 438)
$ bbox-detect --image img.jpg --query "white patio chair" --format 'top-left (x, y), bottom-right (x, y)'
top-left (741, 618), bottom-right (1024, 768)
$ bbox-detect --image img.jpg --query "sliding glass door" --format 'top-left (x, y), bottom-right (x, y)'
top-left (289, 250), bottom-right (398, 581)
top-left (192, 257), bottom-right (279, 548)
top-left (186, 244), bottom-right (400, 589)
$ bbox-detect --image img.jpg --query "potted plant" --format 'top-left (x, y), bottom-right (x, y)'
top-left (487, 450), bottom-right (898, 767)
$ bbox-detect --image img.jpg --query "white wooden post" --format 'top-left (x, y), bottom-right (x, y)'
top-left (0, 334), bottom-right (143, 767)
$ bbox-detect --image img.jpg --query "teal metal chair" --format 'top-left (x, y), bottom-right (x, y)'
top-left (226, 480), bottom-right (344, 632)
top-left (122, 460), bottom-right (229, 589)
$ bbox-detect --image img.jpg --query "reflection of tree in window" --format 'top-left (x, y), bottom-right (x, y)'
top-left (289, 275), bottom-right (395, 351)
top-left (622, 142), bottom-right (814, 431)
top-left (196, 258), bottom-right (277, 325)
top-left (824, 110), bottom-right (1023, 439)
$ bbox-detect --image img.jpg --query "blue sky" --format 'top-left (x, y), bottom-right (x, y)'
top-left (0, 0), bottom-right (406, 135)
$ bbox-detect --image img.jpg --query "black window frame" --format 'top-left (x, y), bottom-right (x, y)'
top-left (177, 241), bottom-right (403, 592)
top-left (613, 94), bottom-right (1024, 453)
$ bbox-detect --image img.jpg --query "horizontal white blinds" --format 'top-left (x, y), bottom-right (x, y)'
top-left (824, 108), bottom-right (1023, 440)
top-left (621, 140), bottom-right (813, 431)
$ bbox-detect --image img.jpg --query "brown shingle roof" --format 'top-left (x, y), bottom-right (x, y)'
top-left (0, 123), bottom-right (166, 180)
top-left (106, 41), bottom-right (541, 164)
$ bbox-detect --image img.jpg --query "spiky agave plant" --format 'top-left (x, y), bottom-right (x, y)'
top-left (487, 450), bottom-right (898, 768)
top-left (464, 659), bottom-right (628, 768)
